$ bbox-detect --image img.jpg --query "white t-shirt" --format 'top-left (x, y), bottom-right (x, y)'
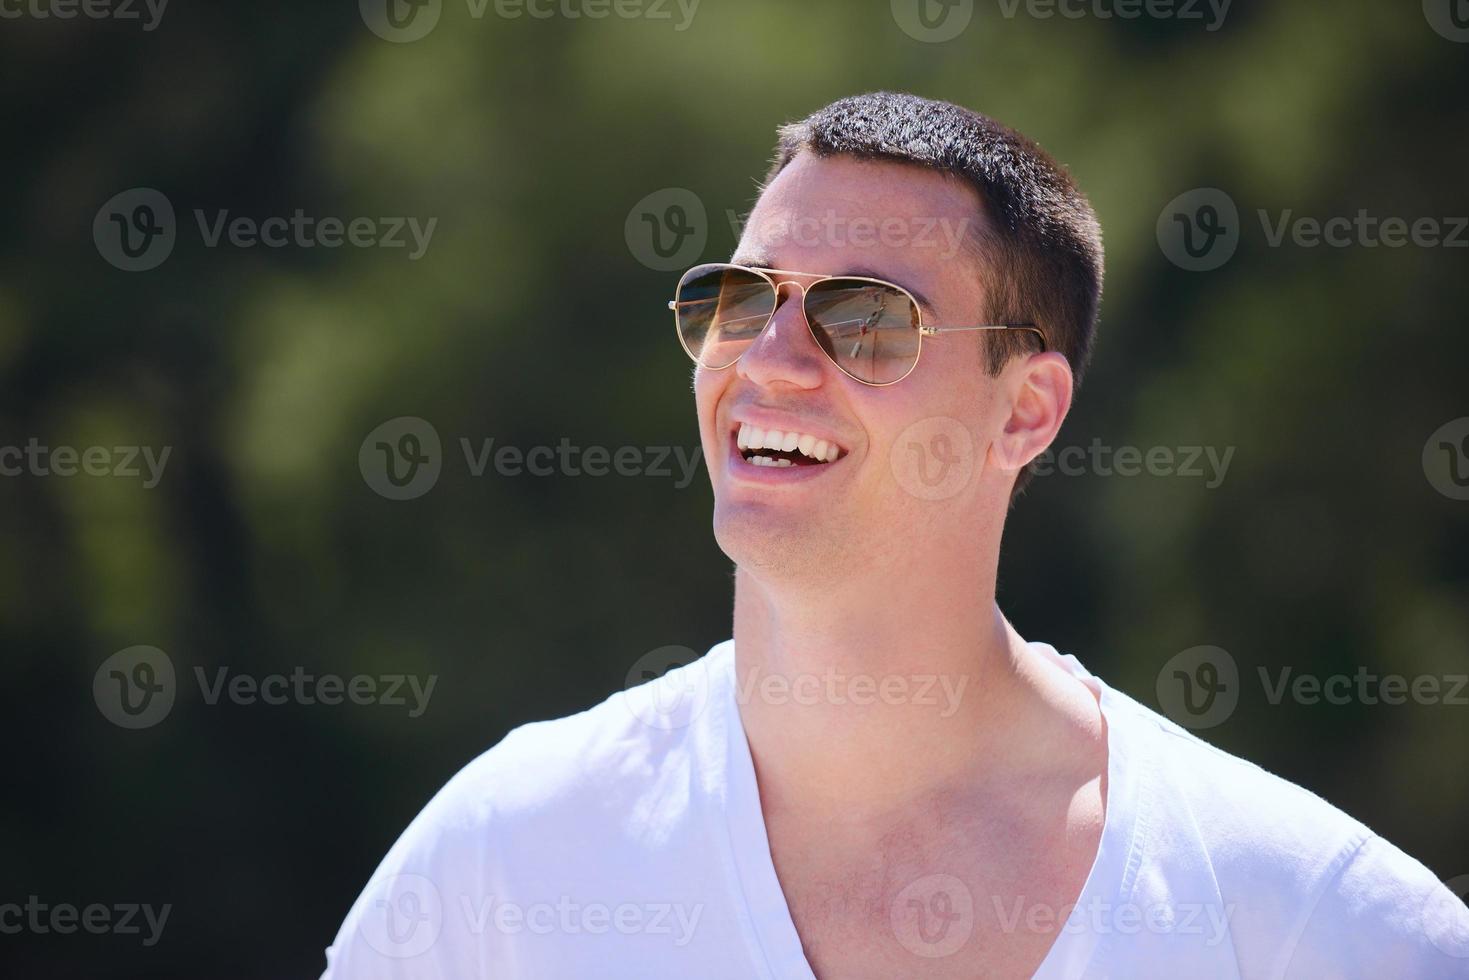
top-left (321, 640), bottom-right (1469, 978)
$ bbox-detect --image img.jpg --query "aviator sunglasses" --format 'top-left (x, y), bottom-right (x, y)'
top-left (670, 262), bottom-right (1047, 386)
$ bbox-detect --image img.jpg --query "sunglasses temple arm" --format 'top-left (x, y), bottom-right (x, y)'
top-left (923, 324), bottom-right (1048, 350)
top-left (921, 324), bottom-right (1026, 333)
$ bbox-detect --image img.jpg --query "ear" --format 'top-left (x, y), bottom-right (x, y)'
top-left (988, 351), bottom-right (1073, 475)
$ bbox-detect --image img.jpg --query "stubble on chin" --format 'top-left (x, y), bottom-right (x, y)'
top-left (712, 502), bottom-right (850, 584)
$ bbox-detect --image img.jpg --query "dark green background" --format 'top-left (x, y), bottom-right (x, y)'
top-left (2, 1), bottom-right (1466, 975)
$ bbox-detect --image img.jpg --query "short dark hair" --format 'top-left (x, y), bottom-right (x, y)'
top-left (764, 91), bottom-right (1104, 498)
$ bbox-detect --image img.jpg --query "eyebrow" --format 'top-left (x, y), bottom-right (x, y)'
top-left (728, 257), bottom-right (938, 314)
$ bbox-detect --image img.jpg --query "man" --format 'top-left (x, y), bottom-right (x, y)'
top-left (322, 92), bottom-right (1468, 978)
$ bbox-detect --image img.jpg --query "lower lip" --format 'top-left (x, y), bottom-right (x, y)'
top-left (725, 433), bottom-right (844, 485)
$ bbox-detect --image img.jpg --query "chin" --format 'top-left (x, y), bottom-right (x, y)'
top-left (712, 499), bottom-right (850, 583)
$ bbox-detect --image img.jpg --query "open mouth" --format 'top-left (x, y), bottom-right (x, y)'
top-left (735, 422), bottom-right (846, 468)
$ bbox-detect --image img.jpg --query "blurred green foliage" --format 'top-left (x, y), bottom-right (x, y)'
top-left (1, 1), bottom-right (1466, 975)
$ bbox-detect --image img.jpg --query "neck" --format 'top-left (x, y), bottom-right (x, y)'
top-left (730, 547), bottom-right (1047, 821)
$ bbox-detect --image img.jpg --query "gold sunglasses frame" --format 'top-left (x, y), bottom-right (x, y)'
top-left (669, 263), bottom-right (1047, 387)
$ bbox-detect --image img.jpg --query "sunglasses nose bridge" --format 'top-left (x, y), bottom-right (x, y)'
top-left (732, 277), bottom-right (826, 388)
top-left (719, 276), bottom-right (805, 353)
top-left (771, 277), bottom-right (840, 354)
top-left (770, 277), bottom-right (833, 355)
top-left (771, 276), bottom-right (807, 307)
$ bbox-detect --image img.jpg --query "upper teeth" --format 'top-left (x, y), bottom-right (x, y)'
top-left (736, 423), bottom-right (841, 463)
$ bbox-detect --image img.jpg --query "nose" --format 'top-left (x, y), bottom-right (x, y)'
top-left (734, 279), bottom-right (826, 390)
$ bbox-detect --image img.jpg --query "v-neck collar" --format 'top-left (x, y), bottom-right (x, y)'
top-left (706, 639), bottom-right (1145, 980)
top-left (710, 641), bottom-right (819, 979)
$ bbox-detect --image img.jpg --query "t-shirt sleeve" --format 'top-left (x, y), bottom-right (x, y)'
top-left (1284, 834), bottom-right (1469, 978)
top-left (317, 733), bottom-right (530, 980)
top-left (317, 791), bottom-right (497, 979)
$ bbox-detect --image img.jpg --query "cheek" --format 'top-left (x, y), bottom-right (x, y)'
top-left (693, 368), bottom-right (727, 450)
top-left (847, 386), bottom-right (926, 458)
top-left (850, 375), bottom-right (985, 502)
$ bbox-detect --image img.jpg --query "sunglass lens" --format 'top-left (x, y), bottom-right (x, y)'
top-left (674, 265), bottom-right (776, 369)
top-left (804, 279), bottom-right (921, 384)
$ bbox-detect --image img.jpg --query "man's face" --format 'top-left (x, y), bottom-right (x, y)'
top-left (694, 151), bottom-right (1019, 581)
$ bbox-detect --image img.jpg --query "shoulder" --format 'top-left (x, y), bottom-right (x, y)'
top-left (1114, 686), bottom-right (1371, 876)
top-left (1103, 686), bottom-right (1469, 975)
top-left (320, 645), bottom-right (733, 976)
top-left (1288, 833), bottom-right (1469, 976)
